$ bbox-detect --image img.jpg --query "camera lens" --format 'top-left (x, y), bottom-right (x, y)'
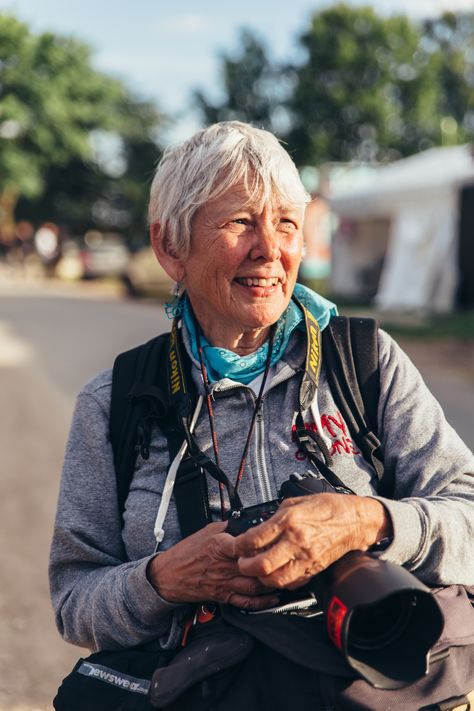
top-left (348, 592), bottom-right (416, 651)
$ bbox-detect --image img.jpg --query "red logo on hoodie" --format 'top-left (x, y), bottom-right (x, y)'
top-left (292, 411), bottom-right (360, 461)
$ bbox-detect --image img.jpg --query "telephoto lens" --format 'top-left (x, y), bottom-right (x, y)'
top-left (308, 550), bottom-right (444, 689)
top-left (226, 474), bottom-right (445, 689)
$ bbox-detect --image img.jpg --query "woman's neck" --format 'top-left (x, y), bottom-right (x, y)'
top-left (203, 326), bottom-right (270, 356)
top-left (184, 296), bottom-right (273, 356)
top-left (202, 324), bottom-right (271, 356)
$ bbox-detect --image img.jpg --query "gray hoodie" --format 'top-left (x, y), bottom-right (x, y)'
top-left (49, 328), bottom-right (474, 652)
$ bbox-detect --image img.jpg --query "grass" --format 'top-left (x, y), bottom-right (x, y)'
top-left (379, 309), bottom-right (474, 341)
top-left (300, 278), bottom-right (474, 341)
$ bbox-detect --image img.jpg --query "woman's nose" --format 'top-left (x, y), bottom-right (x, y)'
top-left (249, 220), bottom-right (281, 261)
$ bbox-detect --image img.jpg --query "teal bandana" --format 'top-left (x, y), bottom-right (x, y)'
top-left (183, 283), bottom-right (337, 384)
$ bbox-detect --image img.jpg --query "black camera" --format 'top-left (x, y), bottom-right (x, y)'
top-left (226, 473), bottom-right (444, 690)
top-left (226, 499), bottom-right (280, 535)
top-left (226, 472), bottom-right (337, 536)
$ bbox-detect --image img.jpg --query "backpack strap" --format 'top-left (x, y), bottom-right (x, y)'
top-left (322, 316), bottom-right (391, 497)
top-left (110, 331), bottom-right (212, 536)
top-left (110, 334), bottom-right (170, 516)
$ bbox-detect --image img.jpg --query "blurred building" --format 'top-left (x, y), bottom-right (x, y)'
top-left (325, 144), bottom-right (474, 313)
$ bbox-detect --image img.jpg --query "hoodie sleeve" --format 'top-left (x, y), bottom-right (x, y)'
top-left (373, 331), bottom-right (474, 586)
top-left (49, 374), bottom-right (189, 652)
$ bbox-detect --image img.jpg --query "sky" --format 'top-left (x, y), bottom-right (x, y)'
top-left (1, 0), bottom-right (473, 144)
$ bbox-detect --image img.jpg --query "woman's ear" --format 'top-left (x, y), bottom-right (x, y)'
top-left (150, 221), bottom-right (185, 282)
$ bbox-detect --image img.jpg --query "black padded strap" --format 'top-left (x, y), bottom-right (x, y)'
top-left (322, 316), bottom-right (390, 496)
top-left (348, 317), bottom-right (380, 437)
top-left (173, 456), bottom-right (212, 537)
top-left (110, 331), bottom-right (213, 536)
top-left (110, 335), bottom-right (169, 517)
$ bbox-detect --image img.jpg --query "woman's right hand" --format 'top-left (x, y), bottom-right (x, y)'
top-left (146, 522), bottom-right (279, 610)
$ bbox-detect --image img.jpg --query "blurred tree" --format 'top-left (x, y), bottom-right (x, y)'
top-left (193, 5), bottom-right (473, 167)
top-left (286, 4), bottom-right (442, 165)
top-left (423, 11), bottom-right (474, 145)
top-left (0, 14), bottom-right (163, 243)
top-left (193, 28), bottom-right (291, 134)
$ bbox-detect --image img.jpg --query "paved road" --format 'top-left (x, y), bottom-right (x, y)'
top-left (0, 282), bottom-right (171, 711)
top-left (0, 279), bottom-right (472, 710)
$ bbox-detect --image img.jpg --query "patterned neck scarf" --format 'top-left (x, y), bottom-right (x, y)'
top-left (183, 283), bottom-right (337, 384)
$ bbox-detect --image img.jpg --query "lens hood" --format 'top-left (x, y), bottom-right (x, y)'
top-left (309, 550), bottom-right (444, 689)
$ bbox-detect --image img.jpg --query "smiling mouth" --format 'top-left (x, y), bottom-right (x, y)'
top-left (234, 277), bottom-right (281, 287)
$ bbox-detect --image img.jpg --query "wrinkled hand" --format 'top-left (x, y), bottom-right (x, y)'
top-left (147, 521), bottom-right (279, 610)
top-left (234, 494), bottom-right (392, 590)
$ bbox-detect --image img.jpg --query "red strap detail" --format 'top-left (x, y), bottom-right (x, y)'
top-left (181, 617), bottom-right (194, 647)
top-left (196, 604), bottom-right (215, 624)
top-left (326, 596), bottom-right (348, 650)
top-left (181, 604), bottom-right (216, 646)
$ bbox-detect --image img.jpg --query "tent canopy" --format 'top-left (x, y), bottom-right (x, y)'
top-left (327, 145), bottom-right (474, 312)
top-left (328, 144), bottom-right (474, 218)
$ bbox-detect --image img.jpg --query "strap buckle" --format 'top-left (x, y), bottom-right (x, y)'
top-left (294, 425), bottom-right (334, 467)
top-left (181, 603), bottom-right (217, 646)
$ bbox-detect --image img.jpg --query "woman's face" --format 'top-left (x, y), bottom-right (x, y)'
top-left (178, 181), bottom-right (304, 348)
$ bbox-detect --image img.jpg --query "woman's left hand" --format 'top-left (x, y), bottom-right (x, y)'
top-left (232, 494), bottom-right (392, 590)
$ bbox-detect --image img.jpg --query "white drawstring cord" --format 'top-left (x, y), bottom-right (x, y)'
top-left (153, 395), bottom-right (204, 550)
top-left (309, 398), bottom-right (332, 451)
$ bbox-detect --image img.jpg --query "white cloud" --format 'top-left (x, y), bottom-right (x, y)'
top-left (371, 0), bottom-right (474, 18)
top-left (159, 13), bottom-right (211, 33)
top-left (311, 0), bottom-right (474, 18)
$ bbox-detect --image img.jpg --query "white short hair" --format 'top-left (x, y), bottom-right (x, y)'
top-left (148, 121), bottom-right (310, 257)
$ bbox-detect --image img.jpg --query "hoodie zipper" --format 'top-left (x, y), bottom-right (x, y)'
top-left (211, 363), bottom-right (300, 502)
top-left (255, 404), bottom-right (272, 501)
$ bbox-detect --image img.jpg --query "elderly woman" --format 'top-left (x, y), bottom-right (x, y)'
top-left (50, 122), bottom-right (474, 710)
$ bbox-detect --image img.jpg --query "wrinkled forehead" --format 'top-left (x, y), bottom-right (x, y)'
top-left (196, 178), bottom-right (305, 223)
top-left (208, 167), bottom-right (307, 213)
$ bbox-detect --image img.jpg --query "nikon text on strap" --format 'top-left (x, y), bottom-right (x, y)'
top-left (291, 296), bottom-right (353, 494)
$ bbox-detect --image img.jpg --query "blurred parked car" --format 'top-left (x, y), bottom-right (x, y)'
top-left (55, 231), bottom-right (130, 281)
top-left (122, 245), bottom-right (173, 298)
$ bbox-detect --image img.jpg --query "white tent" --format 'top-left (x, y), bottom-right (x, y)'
top-left (327, 145), bottom-right (474, 312)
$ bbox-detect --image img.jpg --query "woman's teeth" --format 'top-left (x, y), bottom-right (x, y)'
top-left (236, 277), bottom-right (279, 287)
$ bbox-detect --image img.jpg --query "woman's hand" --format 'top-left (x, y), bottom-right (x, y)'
top-left (147, 521), bottom-right (280, 610)
top-left (233, 494), bottom-right (392, 590)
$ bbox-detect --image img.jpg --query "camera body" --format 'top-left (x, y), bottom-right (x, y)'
top-left (226, 499), bottom-right (280, 536)
top-left (226, 472), bottom-right (337, 536)
top-left (225, 472), bottom-right (444, 690)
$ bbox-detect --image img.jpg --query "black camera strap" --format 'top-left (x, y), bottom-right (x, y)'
top-left (166, 299), bottom-right (353, 516)
top-left (195, 320), bottom-right (276, 519)
top-left (167, 317), bottom-right (246, 513)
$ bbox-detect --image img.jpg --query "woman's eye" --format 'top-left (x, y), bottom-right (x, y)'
top-left (220, 218), bottom-right (248, 229)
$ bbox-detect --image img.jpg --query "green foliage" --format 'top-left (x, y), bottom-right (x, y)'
top-left (193, 4), bottom-right (474, 167)
top-left (378, 310), bottom-right (474, 341)
top-left (0, 13), bottom-right (163, 240)
top-left (423, 12), bottom-right (474, 144)
top-left (194, 28), bottom-right (290, 133)
top-left (288, 5), bottom-right (440, 163)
